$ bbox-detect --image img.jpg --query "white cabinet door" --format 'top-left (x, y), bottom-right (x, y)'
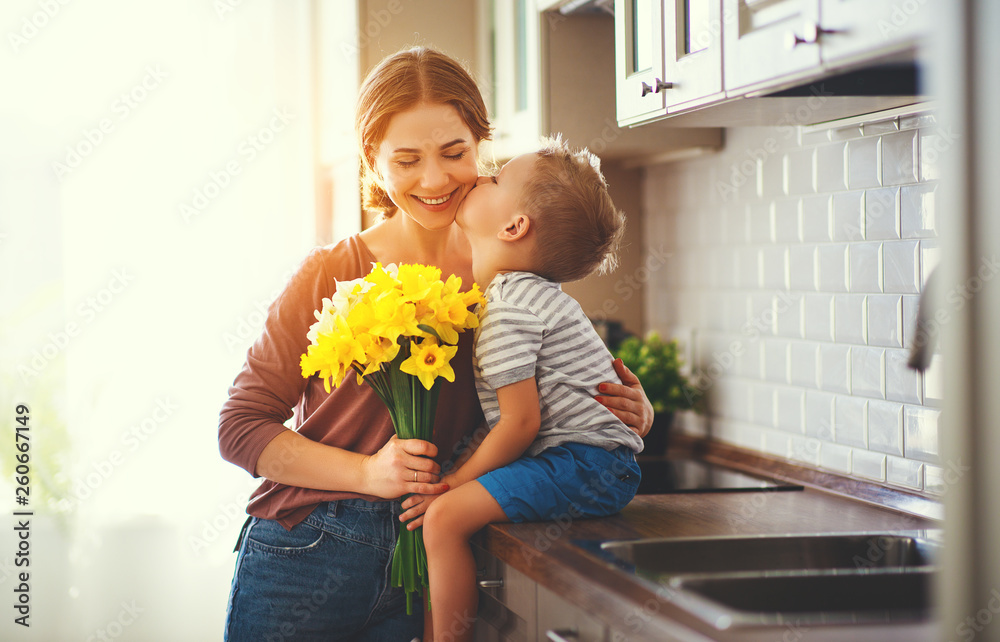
top-left (722, 0), bottom-right (821, 92)
top-left (614, 0), bottom-right (668, 125)
top-left (818, 0), bottom-right (931, 66)
top-left (662, 0), bottom-right (725, 112)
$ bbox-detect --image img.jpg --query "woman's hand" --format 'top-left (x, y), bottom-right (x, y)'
top-left (360, 435), bottom-right (450, 499)
top-left (596, 358), bottom-right (655, 438)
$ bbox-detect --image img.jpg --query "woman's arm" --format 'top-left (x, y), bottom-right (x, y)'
top-left (255, 431), bottom-right (447, 498)
top-left (596, 358), bottom-right (654, 438)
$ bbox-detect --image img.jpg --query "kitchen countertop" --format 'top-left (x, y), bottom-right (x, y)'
top-left (476, 481), bottom-right (940, 641)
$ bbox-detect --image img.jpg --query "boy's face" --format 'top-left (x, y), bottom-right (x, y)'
top-left (455, 152), bottom-right (536, 249)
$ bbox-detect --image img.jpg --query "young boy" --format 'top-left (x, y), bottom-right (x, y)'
top-left (406, 136), bottom-right (643, 642)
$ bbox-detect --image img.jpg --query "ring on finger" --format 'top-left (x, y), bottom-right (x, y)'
top-left (413, 471), bottom-right (418, 483)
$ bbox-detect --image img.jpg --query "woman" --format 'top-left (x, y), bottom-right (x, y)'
top-left (219, 47), bottom-right (653, 641)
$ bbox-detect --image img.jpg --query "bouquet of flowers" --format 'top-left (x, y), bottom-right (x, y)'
top-left (299, 262), bottom-right (484, 613)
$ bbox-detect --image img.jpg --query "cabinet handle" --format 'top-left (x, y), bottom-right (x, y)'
top-left (786, 22), bottom-right (840, 50)
top-left (655, 79), bottom-right (674, 92)
top-left (546, 629), bottom-right (579, 642)
top-left (641, 81), bottom-right (653, 97)
top-left (477, 579), bottom-right (504, 589)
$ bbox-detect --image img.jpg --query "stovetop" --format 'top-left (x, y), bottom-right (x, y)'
top-left (636, 458), bottom-right (804, 494)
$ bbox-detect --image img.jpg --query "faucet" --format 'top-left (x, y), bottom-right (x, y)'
top-left (907, 267), bottom-right (938, 372)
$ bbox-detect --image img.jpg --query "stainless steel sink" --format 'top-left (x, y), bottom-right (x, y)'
top-left (599, 533), bottom-right (936, 576)
top-left (574, 531), bottom-right (941, 630)
top-left (672, 569), bottom-right (935, 628)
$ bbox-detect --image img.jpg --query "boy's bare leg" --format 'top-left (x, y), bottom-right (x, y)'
top-left (423, 480), bottom-right (508, 642)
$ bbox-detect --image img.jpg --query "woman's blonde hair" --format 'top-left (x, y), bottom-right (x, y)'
top-left (355, 47), bottom-right (492, 216)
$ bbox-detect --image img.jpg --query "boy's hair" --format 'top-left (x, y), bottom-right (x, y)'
top-left (518, 135), bottom-right (625, 283)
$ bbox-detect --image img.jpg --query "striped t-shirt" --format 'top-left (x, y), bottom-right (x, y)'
top-left (473, 271), bottom-right (644, 458)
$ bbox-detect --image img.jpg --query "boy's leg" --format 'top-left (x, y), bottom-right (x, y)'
top-left (423, 481), bottom-right (508, 642)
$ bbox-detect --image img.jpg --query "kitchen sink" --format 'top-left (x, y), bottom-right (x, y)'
top-left (672, 570), bottom-right (934, 628)
top-left (598, 533), bottom-right (935, 576)
top-left (574, 531), bottom-right (941, 630)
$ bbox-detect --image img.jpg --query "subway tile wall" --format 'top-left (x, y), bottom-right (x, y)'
top-left (643, 109), bottom-right (943, 495)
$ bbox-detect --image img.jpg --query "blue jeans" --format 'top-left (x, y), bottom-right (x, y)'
top-left (225, 499), bottom-right (421, 641)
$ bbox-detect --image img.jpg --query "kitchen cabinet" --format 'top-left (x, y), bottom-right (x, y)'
top-left (723, 0), bottom-right (928, 92)
top-left (473, 541), bottom-right (539, 641)
top-left (536, 585), bottom-right (608, 642)
top-left (722, 0), bottom-right (821, 92)
top-left (613, 0), bottom-right (667, 125)
top-left (611, 0), bottom-right (928, 126)
top-left (817, 0), bottom-right (930, 66)
top-left (615, 0), bottom-right (725, 123)
top-left (480, 0), bottom-right (722, 161)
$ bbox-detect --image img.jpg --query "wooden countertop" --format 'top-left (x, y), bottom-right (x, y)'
top-left (477, 466), bottom-right (941, 641)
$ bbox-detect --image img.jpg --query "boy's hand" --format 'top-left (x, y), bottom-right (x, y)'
top-left (398, 492), bottom-right (439, 530)
top-left (597, 358), bottom-right (654, 438)
top-left (398, 472), bottom-right (460, 529)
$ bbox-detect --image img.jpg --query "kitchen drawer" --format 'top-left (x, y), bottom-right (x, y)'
top-left (474, 541), bottom-right (538, 641)
top-left (536, 585), bottom-right (607, 642)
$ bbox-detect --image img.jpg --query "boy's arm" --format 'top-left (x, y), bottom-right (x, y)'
top-left (443, 377), bottom-right (541, 488)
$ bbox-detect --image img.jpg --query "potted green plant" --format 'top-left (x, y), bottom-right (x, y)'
top-left (613, 332), bottom-right (702, 455)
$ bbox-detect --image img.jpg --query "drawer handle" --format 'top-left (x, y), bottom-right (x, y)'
top-left (655, 79), bottom-right (674, 92)
top-left (477, 578), bottom-right (504, 589)
top-left (546, 629), bottom-right (579, 642)
top-left (641, 81), bottom-right (653, 97)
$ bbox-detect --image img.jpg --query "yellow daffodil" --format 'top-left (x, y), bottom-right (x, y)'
top-left (400, 339), bottom-right (458, 390)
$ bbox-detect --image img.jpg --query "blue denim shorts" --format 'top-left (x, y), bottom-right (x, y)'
top-left (225, 498), bottom-right (421, 642)
top-left (477, 442), bottom-right (641, 523)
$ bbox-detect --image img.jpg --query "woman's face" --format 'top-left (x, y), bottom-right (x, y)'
top-left (375, 102), bottom-right (480, 230)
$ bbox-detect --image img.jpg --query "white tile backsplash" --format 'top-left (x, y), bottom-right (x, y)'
top-left (815, 142), bottom-right (848, 193)
top-left (883, 240), bottom-right (921, 294)
top-left (644, 116), bottom-right (939, 493)
top-left (848, 136), bottom-right (881, 189)
top-left (904, 406), bottom-right (941, 463)
top-left (835, 395), bottom-right (868, 448)
top-left (867, 295), bottom-right (903, 348)
top-left (881, 130), bottom-right (918, 186)
top-left (849, 242), bottom-right (882, 293)
top-left (865, 187), bottom-right (900, 240)
top-left (832, 191), bottom-right (865, 242)
top-left (834, 294), bottom-right (868, 345)
top-left (819, 344), bottom-right (852, 394)
top-left (801, 195), bottom-right (833, 242)
top-left (851, 346), bottom-right (886, 399)
top-left (817, 244), bottom-right (850, 292)
top-left (900, 183), bottom-right (937, 239)
top-left (804, 294), bottom-right (835, 342)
